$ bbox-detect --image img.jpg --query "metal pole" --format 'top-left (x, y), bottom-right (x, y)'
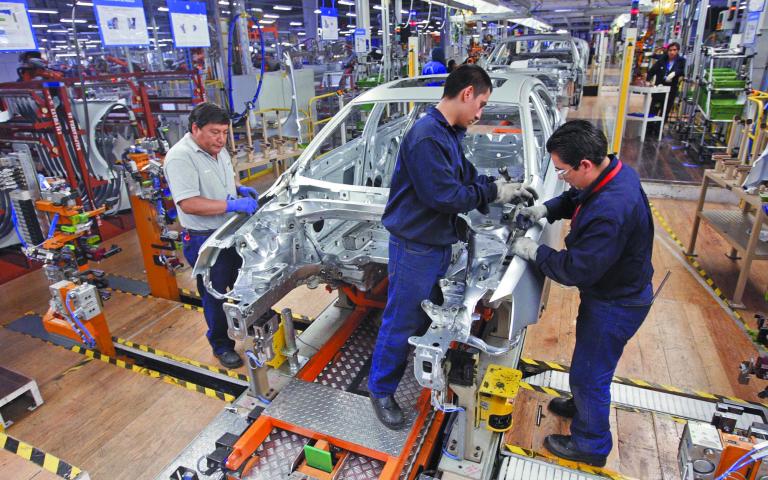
top-left (382, 0), bottom-right (392, 81)
top-left (612, 27), bottom-right (637, 155)
top-left (235, 1), bottom-right (253, 75)
top-left (280, 308), bottom-right (300, 373)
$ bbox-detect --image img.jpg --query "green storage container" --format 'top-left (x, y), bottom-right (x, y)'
top-left (707, 98), bottom-right (744, 120)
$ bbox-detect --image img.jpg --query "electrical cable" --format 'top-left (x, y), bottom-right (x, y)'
top-left (65, 294), bottom-right (97, 348)
top-left (9, 202), bottom-right (28, 248)
top-left (47, 213), bottom-right (59, 239)
top-left (226, 14), bottom-right (266, 123)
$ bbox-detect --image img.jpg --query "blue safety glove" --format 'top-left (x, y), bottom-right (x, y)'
top-left (226, 196), bottom-right (259, 215)
top-left (237, 185), bottom-right (259, 199)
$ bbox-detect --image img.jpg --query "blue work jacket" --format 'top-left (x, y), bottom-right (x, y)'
top-left (535, 156), bottom-right (654, 301)
top-left (422, 61), bottom-right (447, 75)
top-left (382, 106), bottom-right (498, 246)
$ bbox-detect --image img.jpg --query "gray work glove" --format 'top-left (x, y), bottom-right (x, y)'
top-left (494, 180), bottom-right (539, 204)
top-left (516, 204), bottom-right (548, 229)
top-left (664, 71), bottom-right (675, 82)
top-left (510, 237), bottom-right (539, 262)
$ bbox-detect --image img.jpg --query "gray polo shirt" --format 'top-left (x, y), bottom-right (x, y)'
top-left (163, 132), bottom-right (237, 231)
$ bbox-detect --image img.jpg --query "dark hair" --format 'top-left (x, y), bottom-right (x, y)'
top-left (667, 42), bottom-right (680, 51)
top-left (188, 102), bottom-right (230, 132)
top-left (546, 120), bottom-right (607, 168)
top-left (442, 64), bottom-right (493, 99)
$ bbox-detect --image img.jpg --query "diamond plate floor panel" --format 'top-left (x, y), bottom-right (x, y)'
top-left (243, 429), bottom-right (308, 480)
top-left (315, 320), bottom-right (378, 391)
top-left (242, 429), bottom-right (384, 480)
top-left (499, 456), bottom-right (605, 480)
top-left (526, 370), bottom-right (763, 428)
top-left (359, 349), bottom-right (423, 409)
top-left (338, 454), bottom-right (385, 479)
top-left (265, 379), bottom-right (417, 457)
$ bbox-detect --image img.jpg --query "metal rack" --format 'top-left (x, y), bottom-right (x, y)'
top-left (679, 46), bottom-right (752, 162)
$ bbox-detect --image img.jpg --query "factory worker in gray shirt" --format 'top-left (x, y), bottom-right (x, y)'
top-left (163, 102), bottom-right (258, 368)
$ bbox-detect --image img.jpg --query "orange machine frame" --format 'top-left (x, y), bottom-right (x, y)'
top-left (43, 281), bottom-right (116, 357)
top-left (225, 279), bottom-right (445, 479)
top-left (125, 152), bottom-right (180, 301)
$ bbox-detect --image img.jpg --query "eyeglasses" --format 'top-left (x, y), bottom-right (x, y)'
top-left (554, 165), bottom-right (574, 178)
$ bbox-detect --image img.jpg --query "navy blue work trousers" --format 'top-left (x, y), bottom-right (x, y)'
top-left (182, 233), bottom-right (241, 355)
top-left (569, 284), bottom-right (653, 456)
top-left (368, 234), bottom-right (452, 398)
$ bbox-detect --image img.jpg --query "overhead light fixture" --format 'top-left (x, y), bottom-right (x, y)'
top-left (401, 9), bottom-right (409, 14)
top-left (48, 29), bottom-right (68, 33)
top-left (298, 31), bottom-right (306, 35)
top-left (218, 0), bottom-right (228, 4)
top-left (554, 9), bottom-right (573, 12)
top-left (57, 53), bottom-right (79, 57)
top-left (221, 9), bottom-right (230, 14)
top-left (346, 12), bottom-right (356, 16)
top-left (60, 18), bottom-right (87, 23)
top-left (251, 7), bottom-right (263, 12)
top-left (28, 9), bottom-right (58, 14)
top-left (338, 0), bottom-right (355, 5)
top-left (32, 24), bottom-right (48, 28)
top-left (314, 9), bottom-right (321, 13)
top-left (274, 5), bottom-right (292, 10)
top-left (158, 6), bottom-right (169, 11)
top-left (259, 19), bottom-right (275, 24)
top-left (88, 24), bottom-right (98, 29)
top-left (76, 1), bottom-right (94, 5)
top-left (290, 21), bottom-right (302, 26)
top-left (263, 13), bottom-right (280, 18)
top-left (373, 4), bottom-right (382, 9)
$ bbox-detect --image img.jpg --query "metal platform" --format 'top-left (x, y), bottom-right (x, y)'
top-left (242, 428), bottom-right (384, 480)
top-left (526, 370), bottom-right (763, 427)
top-left (498, 455), bottom-right (606, 480)
top-left (265, 379), bottom-right (417, 457)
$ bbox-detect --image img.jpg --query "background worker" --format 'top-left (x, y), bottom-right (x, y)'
top-left (164, 103), bottom-right (259, 369)
top-left (368, 64), bottom-right (537, 430)
top-left (422, 47), bottom-right (447, 75)
top-left (646, 41), bottom-right (685, 121)
top-left (512, 120), bottom-right (654, 466)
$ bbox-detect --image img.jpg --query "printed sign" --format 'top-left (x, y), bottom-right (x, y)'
top-left (168, 0), bottom-right (209, 48)
top-left (93, 0), bottom-right (149, 47)
top-left (0, 0), bottom-right (37, 51)
top-left (321, 7), bottom-right (338, 41)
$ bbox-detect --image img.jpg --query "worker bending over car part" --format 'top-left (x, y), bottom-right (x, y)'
top-left (368, 64), bottom-right (538, 430)
top-left (512, 120), bottom-right (654, 466)
top-left (164, 103), bottom-right (260, 369)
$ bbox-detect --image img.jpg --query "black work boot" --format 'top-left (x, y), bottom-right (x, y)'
top-left (215, 350), bottom-right (243, 369)
top-left (548, 397), bottom-right (577, 418)
top-left (370, 395), bottom-right (405, 430)
top-left (544, 434), bottom-right (607, 467)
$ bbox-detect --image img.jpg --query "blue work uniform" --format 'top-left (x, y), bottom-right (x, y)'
top-left (368, 106), bottom-right (498, 398)
top-left (535, 156), bottom-right (654, 456)
top-left (422, 61), bottom-right (447, 75)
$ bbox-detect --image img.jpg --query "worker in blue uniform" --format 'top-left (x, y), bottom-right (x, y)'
top-left (422, 47), bottom-right (447, 75)
top-left (368, 64), bottom-right (538, 429)
top-left (512, 120), bottom-right (654, 466)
